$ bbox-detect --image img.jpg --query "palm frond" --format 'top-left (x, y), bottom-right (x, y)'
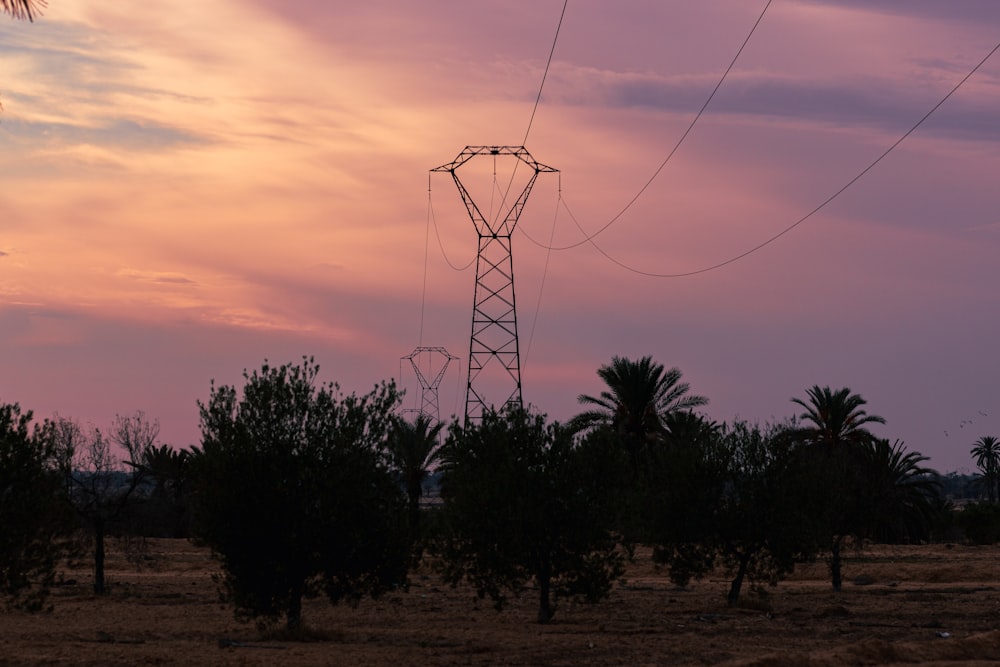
top-left (2, 0), bottom-right (45, 21)
top-left (572, 355), bottom-right (707, 457)
top-left (791, 385), bottom-right (884, 448)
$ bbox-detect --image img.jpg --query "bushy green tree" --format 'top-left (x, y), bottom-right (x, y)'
top-left (650, 419), bottom-right (820, 605)
top-left (0, 401), bottom-right (74, 611)
top-left (192, 358), bottom-right (408, 631)
top-left (712, 421), bottom-right (822, 605)
top-left (436, 405), bottom-right (627, 623)
top-left (643, 412), bottom-right (724, 585)
top-left (958, 501), bottom-right (1000, 544)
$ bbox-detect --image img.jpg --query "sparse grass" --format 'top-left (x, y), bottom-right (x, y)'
top-left (736, 591), bottom-right (773, 613)
top-left (852, 573), bottom-right (876, 586)
top-left (5, 540), bottom-right (1000, 665)
top-left (259, 622), bottom-right (345, 643)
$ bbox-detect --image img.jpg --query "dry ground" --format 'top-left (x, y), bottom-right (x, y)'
top-left (2, 540), bottom-right (1000, 666)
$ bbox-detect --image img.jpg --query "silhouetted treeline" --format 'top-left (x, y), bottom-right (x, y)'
top-left (3, 355), bottom-right (999, 628)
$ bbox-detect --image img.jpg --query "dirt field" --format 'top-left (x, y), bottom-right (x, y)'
top-left (2, 539), bottom-right (1000, 666)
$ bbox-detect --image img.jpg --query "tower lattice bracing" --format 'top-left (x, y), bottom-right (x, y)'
top-left (401, 346), bottom-right (457, 425)
top-left (431, 146), bottom-right (557, 425)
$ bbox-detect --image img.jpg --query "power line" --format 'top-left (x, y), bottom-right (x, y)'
top-left (509, 0), bottom-right (569, 372)
top-left (425, 0), bottom-right (567, 272)
top-left (523, 181), bottom-right (562, 370)
top-left (523, 0), bottom-right (569, 147)
top-left (522, 1), bottom-right (765, 368)
top-left (519, 0), bottom-right (773, 252)
top-left (561, 36), bottom-right (1000, 279)
top-left (492, 0), bottom-right (569, 226)
top-left (427, 181), bottom-right (475, 272)
top-left (417, 177), bottom-right (432, 345)
top-left (515, 0), bottom-right (768, 357)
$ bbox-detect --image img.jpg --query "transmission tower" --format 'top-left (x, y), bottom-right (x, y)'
top-left (431, 146), bottom-right (558, 424)
top-left (401, 346), bottom-right (458, 425)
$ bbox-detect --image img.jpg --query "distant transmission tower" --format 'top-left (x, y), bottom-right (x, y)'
top-left (431, 146), bottom-right (557, 424)
top-left (401, 346), bottom-right (458, 425)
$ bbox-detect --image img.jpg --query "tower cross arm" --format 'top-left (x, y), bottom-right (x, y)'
top-left (430, 146), bottom-right (558, 174)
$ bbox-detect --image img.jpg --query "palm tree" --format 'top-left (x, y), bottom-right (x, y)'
top-left (859, 439), bottom-right (940, 543)
top-left (134, 444), bottom-right (192, 537)
top-left (386, 413), bottom-right (445, 543)
top-left (138, 444), bottom-right (190, 499)
top-left (571, 356), bottom-right (707, 464)
top-left (791, 385), bottom-right (885, 448)
top-left (662, 410), bottom-right (720, 448)
top-left (970, 436), bottom-right (1000, 502)
top-left (2, 0), bottom-right (44, 21)
top-left (790, 385), bottom-right (885, 591)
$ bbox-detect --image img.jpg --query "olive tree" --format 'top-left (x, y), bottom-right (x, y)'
top-left (0, 401), bottom-right (74, 611)
top-left (436, 405), bottom-right (628, 623)
top-left (648, 419), bottom-right (823, 605)
top-left (709, 420), bottom-right (820, 605)
top-left (191, 358), bottom-right (409, 631)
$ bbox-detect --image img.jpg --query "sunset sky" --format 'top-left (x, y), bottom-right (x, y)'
top-left (2, 1), bottom-right (999, 472)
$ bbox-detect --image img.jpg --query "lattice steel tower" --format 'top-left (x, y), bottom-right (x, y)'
top-left (401, 346), bottom-right (457, 425)
top-left (431, 146), bottom-right (558, 424)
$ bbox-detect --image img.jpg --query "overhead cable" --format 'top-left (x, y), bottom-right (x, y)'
top-left (519, 0), bottom-right (773, 252)
top-left (523, 0), bottom-right (569, 147)
top-left (568, 36), bottom-right (1000, 279)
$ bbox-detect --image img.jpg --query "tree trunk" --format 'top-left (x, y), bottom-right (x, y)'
top-left (830, 536), bottom-right (843, 592)
top-left (537, 571), bottom-right (554, 624)
top-left (94, 516), bottom-right (106, 595)
top-left (286, 589), bottom-right (303, 632)
top-left (727, 553), bottom-right (751, 606)
top-left (408, 487), bottom-right (421, 541)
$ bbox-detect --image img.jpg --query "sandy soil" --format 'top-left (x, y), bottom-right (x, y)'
top-left (2, 540), bottom-right (999, 666)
